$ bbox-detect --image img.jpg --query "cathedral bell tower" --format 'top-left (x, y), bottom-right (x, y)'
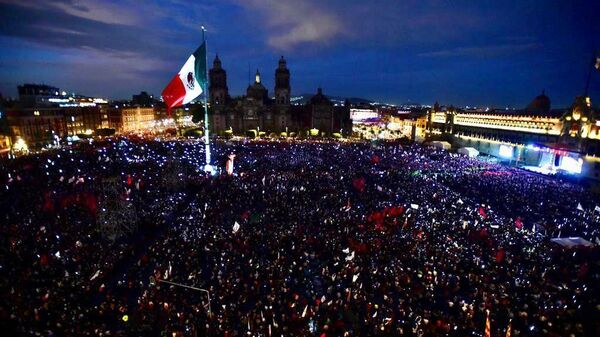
top-left (274, 56), bottom-right (291, 106)
top-left (209, 54), bottom-right (228, 106)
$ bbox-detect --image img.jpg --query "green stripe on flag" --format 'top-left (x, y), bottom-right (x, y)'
top-left (193, 42), bottom-right (207, 92)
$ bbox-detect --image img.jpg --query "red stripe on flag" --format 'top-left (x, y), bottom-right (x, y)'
top-left (161, 74), bottom-right (186, 111)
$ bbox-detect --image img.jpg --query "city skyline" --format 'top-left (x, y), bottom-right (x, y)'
top-left (1, 0), bottom-right (599, 108)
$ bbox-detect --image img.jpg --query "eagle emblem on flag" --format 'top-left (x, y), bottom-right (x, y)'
top-left (186, 72), bottom-right (195, 90)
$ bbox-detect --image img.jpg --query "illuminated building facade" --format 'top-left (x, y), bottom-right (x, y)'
top-left (350, 108), bottom-right (380, 123)
top-left (0, 134), bottom-right (11, 157)
top-left (4, 84), bottom-right (112, 148)
top-left (17, 84), bottom-right (62, 108)
top-left (386, 112), bottom-right (428, 142)
top-left (351, 107), bottom-right (428, 141)
top-left (0, 106), bottom-right (11, 157)
top-left (7, 108), bottom-right (67, 148)
top-left (63, 107), bottom-right (104, 136)
top-left (109, 107), bottom-right (156, 133)
top-left (559, 96), bottom-right (600, 146)
top-left (7, 106), bottom-right (107, 148)
top-left (0, 137), bottom-right (11, 156)
top-left (207, 56), bottom-right (350, 136)
top-left (427, 92), bottom-right (600, 180)
top-left (17, 84), bottom-right (109, 109)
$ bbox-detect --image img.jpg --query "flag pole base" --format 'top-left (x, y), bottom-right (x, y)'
top-left (204, 164), bottom-right (216, 175)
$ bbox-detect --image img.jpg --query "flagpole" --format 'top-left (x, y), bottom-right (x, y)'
top-left (202, 25), bottom-right (212, 173)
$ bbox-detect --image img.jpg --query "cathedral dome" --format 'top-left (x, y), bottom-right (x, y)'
top-left (247, 82), bottom-right (267, 94)
top-left (526, 90), bottom-right (550, 114)
top-left (246, 69), bottom-right (268, 102)
top-left (310, 88), bottom-right (332, 105)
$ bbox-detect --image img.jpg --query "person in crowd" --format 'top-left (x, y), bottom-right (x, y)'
top-left (0, 137), bottom-right (598, 336)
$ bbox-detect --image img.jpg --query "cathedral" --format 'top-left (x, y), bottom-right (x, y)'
top-left (207, 55), bottom-right (351, 136)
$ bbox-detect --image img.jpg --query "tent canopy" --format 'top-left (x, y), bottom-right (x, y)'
top-left (550, 237), bottom-right (594, 248)
top-left (430, 141), bottom-right (451, 150)
top-left (457, 147), bottom-right (479, 157)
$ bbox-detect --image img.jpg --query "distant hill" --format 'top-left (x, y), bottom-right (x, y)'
top-left (289, 94), bottom-right (373, 105)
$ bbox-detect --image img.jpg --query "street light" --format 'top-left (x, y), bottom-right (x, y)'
top-left (150, 277), bottom-right (212, 316)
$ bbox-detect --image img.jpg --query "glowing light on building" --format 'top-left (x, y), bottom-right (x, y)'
top-left (526, 144), bottom-right (542, 151)
top-left (59, 102), bottom-right (97, 107)
top-left (386, 122), bottom-right (401, 130)
top-left (67, 135), bottom-right (81, 142)
top-left (432, 112), bottom-right (446, 123)
top-left (499, 144), bottom-right (513, 158)
top-left (560, 156), bottom-right (583, 174)
top-left (350, 109), bottom-right (379, 123)
top-left (13, 137), bottom-right (28, 153)
top-left (453, 113), bottom-right (560, 135)
top-left (48, 98), bottom-right (70, 103)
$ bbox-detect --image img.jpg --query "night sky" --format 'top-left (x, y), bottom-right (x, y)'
top-left (1, 0), bottom-right (599, 108)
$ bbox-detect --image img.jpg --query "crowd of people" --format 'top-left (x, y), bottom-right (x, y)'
top-left (0, 137), bottom-right (598, 336)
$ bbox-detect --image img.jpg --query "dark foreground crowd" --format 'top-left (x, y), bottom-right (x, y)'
top-left (0, 138), bottom-right (598, 337)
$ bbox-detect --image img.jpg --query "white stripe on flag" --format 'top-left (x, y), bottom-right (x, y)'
top-left (178, 54), bottom-right (203, 104)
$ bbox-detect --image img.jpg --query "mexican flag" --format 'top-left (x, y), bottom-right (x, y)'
top-left (162, 42), bottom-right (207, 113)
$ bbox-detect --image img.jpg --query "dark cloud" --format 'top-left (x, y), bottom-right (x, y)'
top-left (0, 2), bottom-right (164, 56)
top-left (234, 0), bottom-right (343, 50)
top-left (0, 0), bottom-right (598, 106)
